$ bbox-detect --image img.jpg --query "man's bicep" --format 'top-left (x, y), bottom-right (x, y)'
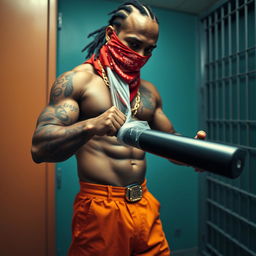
top-left (150, 107), bottom-right (176, 133)
top-left (36, 99), bottom-right (80, 128)
top-left (36, 70), bottom-right (81, 127)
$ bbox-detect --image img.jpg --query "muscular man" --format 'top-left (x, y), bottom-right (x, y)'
top-left (32, 1), bottom-right (205, 255)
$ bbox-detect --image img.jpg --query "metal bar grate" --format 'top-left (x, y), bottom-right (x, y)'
top-left (207, 221), bottom-right (256, 255)
top-left (199, 0), bottom-right (256, 255)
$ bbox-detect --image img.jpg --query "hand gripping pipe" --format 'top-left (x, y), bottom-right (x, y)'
top-left (120, 127), bottom-right (246, 179)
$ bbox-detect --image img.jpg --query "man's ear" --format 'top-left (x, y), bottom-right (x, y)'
top-left (105, 25), bottom-right (115, 42)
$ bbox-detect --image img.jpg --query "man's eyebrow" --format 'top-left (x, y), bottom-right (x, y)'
top-left (126, 36), bottom-right (142, 43)
top-left (126, 36), bottom-right (157, 48)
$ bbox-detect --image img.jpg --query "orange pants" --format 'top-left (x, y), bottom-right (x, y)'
top-left (68, 180), bottom-right (171, 256)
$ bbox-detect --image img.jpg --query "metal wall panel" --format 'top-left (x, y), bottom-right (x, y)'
top-left (200, 0), bottom-right (256, 255)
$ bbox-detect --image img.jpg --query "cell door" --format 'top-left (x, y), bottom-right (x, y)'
top-left (199, 0), bottom-right (256, 255)
top-left (0, 0), bottom-right (56, 255)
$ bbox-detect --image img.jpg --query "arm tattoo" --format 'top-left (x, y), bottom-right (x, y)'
top-left (46, 125), bottom-right (84, 152)
top-left (65, 125), bottom-right (84, 137)
top-left (63, 103), bottom-right (79, 112)
top-left (54, 103), bottom-right (79, 124)
top-left (50, 72), bottom-right (75, 104)
top-left (35, 123), bottom-right (60, 135)
top-left (37, 108), bottom-right (55, 124)
top-left (54, 105), bottom-right (70, 123)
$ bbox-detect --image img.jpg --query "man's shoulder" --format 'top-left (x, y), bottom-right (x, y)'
top-left (50, 63), bottom-right (103, 103)
top-left (141, 78), bottom-right (154, 87)
top-left (140, 78), bottom-right (159, 97)
top-left (56, 63), bottom-right (103, 93)
top-left (72, 63), bottom-right (95, 73)
top-left (72, 63), bottom-right (101, 84)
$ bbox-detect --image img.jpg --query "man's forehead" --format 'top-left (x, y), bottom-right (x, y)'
top-left (120, 7), bottom-right (159, 40)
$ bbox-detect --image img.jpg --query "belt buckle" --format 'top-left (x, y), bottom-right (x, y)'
top-left (125, 184), bottom-right (143, 202)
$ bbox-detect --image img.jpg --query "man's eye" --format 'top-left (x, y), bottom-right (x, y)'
top-left (128, 42), bottom-right (139, 50)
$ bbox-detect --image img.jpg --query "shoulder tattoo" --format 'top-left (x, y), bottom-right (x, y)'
top-left (50, 72), bottom-right (76, 104)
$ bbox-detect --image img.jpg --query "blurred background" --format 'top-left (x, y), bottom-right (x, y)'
top-left (0, 0), bottom-right (255, 255)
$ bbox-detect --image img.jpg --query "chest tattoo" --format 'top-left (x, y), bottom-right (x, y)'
top-left (138, 86), bottom-right (155, 112)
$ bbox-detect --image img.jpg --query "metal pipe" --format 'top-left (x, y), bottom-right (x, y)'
top-left (122, 128), bottom-right (246, 179)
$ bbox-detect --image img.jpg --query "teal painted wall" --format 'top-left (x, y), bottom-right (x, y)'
top-left (56, 0), bottom-right (200, 254)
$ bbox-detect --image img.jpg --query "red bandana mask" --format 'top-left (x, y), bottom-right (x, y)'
top-left (85, 31), bottom-right (151, 102)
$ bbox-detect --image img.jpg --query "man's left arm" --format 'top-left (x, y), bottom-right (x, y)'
top-left (150, 104), bottom-right (206, 139)
top-left (148, 83), bottom-right (206, 167)
top-left (149, 107), bottom-right (176, 134)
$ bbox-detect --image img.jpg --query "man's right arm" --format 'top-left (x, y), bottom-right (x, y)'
top-left (31, 70), bottom-right (126, 163)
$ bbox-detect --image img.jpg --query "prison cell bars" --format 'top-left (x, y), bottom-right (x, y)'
top-left (200, 0), bottom-right (256, 255)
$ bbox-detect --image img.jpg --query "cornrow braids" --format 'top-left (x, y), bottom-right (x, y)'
top-left (143, 4), bottom-right (157, 20)
top-left (109, 1), bottom-right (147, 16)
top-left (82, 0), bottom-right (158, 59)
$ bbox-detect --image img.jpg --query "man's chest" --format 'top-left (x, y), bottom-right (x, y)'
top-left (78, 82), bottom-right (157, 122)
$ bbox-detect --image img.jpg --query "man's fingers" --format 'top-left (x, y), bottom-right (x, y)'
top-left (194, 131), bottom-right (207, 173)
top-left (109, 106), bottom-right (126, 122)
top-left (113, 112), bottom-right (126, 126)
top-left (104, 107), bottom-right (126, 136)
top-left (195, 130), bottom-right (207, 140)
top-left (107, 107), bottom-right (126, 127)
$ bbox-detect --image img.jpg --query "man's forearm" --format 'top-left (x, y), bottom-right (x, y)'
top-left (31, 120), bottom-right (94, 163)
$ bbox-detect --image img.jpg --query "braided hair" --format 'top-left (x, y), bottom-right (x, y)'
top-left (82, 0), bottom-right (158, 59)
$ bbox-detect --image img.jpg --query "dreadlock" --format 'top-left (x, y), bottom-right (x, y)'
top-left (82, 0), bottom-right (158, 59)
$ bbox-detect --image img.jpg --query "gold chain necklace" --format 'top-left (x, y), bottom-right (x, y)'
top-left (97, 59), bottom-right (140, 117)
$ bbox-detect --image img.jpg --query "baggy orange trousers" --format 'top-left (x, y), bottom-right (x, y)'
top-left (68, 180), bottom-right (171, 256)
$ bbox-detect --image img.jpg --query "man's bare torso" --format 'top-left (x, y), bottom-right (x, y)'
top-left (32, 60), bottom-right (174, 186)
top-left (70, 63), bottom-right (158, 186)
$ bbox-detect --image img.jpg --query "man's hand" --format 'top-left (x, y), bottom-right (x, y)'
top-left (169, 130), bottom-right (207, 171)
top-left (194, 130), bottom-right (207, 172)
top-left (89, 106), bottom-right (126, 136)
top-left (194, 130), bottom-right (207, 140)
